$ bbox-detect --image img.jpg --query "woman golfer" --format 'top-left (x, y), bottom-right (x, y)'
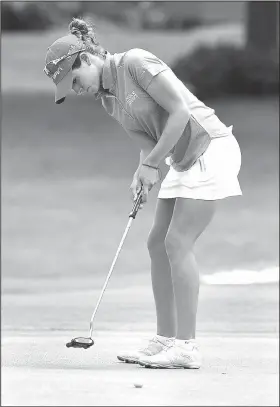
top-left (44, 18), bottom-right (242, 369)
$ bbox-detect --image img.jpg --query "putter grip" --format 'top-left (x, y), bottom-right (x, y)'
top-left (129, 187), bottom-right (143, 219)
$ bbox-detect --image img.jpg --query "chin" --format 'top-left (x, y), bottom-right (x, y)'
top-left (94, 91), bottom-right (102, 100)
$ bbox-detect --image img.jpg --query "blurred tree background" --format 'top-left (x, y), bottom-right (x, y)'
top-left (1, 1), bottom-right (279, 98)
top-left (172, 1), bottom-right (279, 98)
top-left (0, 1), bottom-right (243, 31)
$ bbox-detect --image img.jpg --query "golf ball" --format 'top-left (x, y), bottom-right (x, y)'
top-left (134, 383), bottom-right (143, 388)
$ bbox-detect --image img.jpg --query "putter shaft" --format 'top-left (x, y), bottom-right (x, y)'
top-left (88, 189), bottom-right (143, 338)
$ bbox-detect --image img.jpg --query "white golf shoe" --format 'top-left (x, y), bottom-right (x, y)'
top-left (138, 339), bottom-right (202, 369)
top-left (117, 335), bottom-right (175, 364)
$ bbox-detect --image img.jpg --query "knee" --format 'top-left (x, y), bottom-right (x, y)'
top-left (164, 231), bottom-right (179, 260)
top-left (147, 228), bottom-right (166, 254)
top-left (165, 231), bottom-right (193, 261)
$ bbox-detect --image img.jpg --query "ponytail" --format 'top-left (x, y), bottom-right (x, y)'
top-left (69, 17), bottom-right (106, 65)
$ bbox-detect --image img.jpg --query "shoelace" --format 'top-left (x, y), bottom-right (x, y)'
top-left (162, 343), bottom-right (174, 352)
top-left (140, 337), bottom-right (159, 353)
top-left (140, 337), bottom-right (172, 354)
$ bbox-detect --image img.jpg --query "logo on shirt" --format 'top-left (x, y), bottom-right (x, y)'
top-left (126, 91), bottom-right (138, 106)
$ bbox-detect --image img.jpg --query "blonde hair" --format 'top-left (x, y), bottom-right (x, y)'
top-left (69, 17), bottom-right (107, 67)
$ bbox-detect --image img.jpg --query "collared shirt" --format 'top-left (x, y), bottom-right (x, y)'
top-left (100, 49), bottom-right (232, 172)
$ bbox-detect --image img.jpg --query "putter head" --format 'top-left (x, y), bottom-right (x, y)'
top-left (66, 337), bottom-right (94, 349)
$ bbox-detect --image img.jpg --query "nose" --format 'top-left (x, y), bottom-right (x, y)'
top-left (72, 82), bottom-right (82, 94)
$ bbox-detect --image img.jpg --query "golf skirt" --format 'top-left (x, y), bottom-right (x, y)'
top-left (158, 134), bottom-right (242, 200)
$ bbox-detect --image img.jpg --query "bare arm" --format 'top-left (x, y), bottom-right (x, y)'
top-left (125, 129), bottom-right (156, 176)
top-left (135, 150), bottom-right (152, 177)
top-left (125, 129), bottom-right (156, 200)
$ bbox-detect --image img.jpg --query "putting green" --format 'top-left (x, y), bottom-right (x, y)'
top-left (2, 331), bottom-right (278, 406)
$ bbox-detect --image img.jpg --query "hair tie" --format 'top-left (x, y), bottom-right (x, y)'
top-left (71, 27), bottom-right (82, 39)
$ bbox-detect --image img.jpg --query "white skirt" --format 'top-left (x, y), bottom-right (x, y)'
top-left (158, 134), bottom-right (242, 200)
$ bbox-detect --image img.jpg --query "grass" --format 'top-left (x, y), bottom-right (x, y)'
top-left (2, 94), bottom-right (278, 284)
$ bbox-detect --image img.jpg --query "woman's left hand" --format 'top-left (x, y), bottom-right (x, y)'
top-left (137, 164), bottom-right (160, 204)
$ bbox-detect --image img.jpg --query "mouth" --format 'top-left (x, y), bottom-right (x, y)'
top-left (77, 87), bottom-right (93, 96)
top-left (78, 86), bottom-right (102, 99)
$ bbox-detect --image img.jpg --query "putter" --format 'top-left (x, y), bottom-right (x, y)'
top-left (66, 186), bottom-right (143, 349)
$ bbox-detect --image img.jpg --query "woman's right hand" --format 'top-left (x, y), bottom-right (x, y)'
top-left (130, 173), bottom-right (144, 209)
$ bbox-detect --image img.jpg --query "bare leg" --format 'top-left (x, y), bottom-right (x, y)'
top-left (165, 198), bottom-right (216, 340)
top-left (147, 198), bottom-right (176, 338)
